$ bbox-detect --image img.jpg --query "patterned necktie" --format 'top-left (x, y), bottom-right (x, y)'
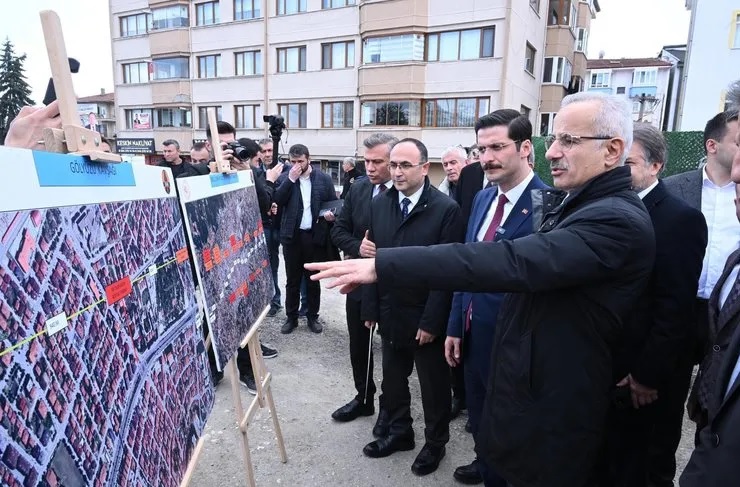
top-left (401, 197), bottom-right (411, 220)
top-left (482, 194), bottom-right (509, 241)
top-left (375, 184), bottom-right (387, 198)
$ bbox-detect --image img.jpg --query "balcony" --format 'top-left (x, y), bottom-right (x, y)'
top-left (149, 29), bottom-right (190, 57)
top-left (358, 63), bottom-right (427, 98)
top-left (151, 81), bottom-right (192, 105)
top-left (587, 86), bottom-right (612, 94)
top-left (629, 86), bottom-right (658, 98)
top-left (360, 0), bottom-right (428, 35)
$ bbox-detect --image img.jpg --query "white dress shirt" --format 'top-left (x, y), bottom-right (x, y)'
top-left (698, 167), bottom-right (740, 299)
top-left (398, 184), bottom-right (425, 215)
top-left (298, 175), bottom-right (312, 230)
top-left (476, 171), bottom-right (535, 242)
top-left (372, 180), bottom-right (393, 199)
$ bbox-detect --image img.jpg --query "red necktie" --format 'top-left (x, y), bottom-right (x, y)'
top-left (466, 193), bottom-right (509, 332)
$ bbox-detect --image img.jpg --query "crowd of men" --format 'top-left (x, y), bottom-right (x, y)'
top-left (4, 78), bottom-right (740, 486)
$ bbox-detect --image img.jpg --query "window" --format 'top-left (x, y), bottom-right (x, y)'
top-left (235, 105), bottom-right (263, 129)
top-left (235, 51), bottom-right (262, 75)
top-left (198, 55), bottom-right (221, 78)
top-left (322, 0), bottom-right (356, 7)
top-left (277, 46), bottom-right (307, 73)
top-left (322, 102), bottom-right (354, 128)
top-left (575, 28), bottom-right (588, 52)
top-left (277, 0), bottom-right (307, 15)
top-left (571, 75), bottom-right (584, 93)
top-left (547, 0), bottom-right (575, 26)
top-left (235, 0), bottom-right (262, 20)
top-left (278, 103), bottom-right (307, 128)
top-left (152, 57), bottom-right (189, 80)
top-left (151, 5), bottom-right (189, 30)
top-left (361, 100), bottom-right (421, 126)
top-left (196, 2), bottom-right (219, 25)
top-left (363, 35), bottom-right (425, 64)
top-left (422, 98), bottom-right (488, 127)
top-left (525, 43), bottom-right (536, 74)
top-left (632, 69), bottom-right (657, 87)
top-left (124, 109), bottom-right (153, 130)
top-left (616, 86), bottom-right (626, 94)
top-left (589, 70), bottom-right (611, 88)
top-left (123, 62), bottom-right (149, 84)
top-left (120, 13), bottom-right (148, 37)
top-left (322, 161), bottom-right (343, 186)
top-left (540, 113), bottom-right (556, 135)
top-left (426, 28), bottom-right (495, 61)
top-left (198, 106), bottom-right (223, 129)
top-left (734, 13), bottom-right (740, 48)
top-left (530, 0), bottom-right (540, 12)
top-left (322, 41), bottom-right (355, 69)
top-left (520, 105), bottom-right (531, 119)
top-left (543, 56), bottom-right (572, 86)
top-left (155, 108), bottom-right (192, 128)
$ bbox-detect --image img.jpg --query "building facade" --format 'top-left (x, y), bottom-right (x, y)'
top-left (77, 91), bottom-right (116, 138)
top-left (659, 44), bottom-right (686, 131)
top-left (586, 57), bottom-right (673, 129)
top-left (109, 0), bottom-right (547, 184)
top-left (679, 0), bottom-right (740, 130)
top-left (538, 0), bottom-right (600, 136)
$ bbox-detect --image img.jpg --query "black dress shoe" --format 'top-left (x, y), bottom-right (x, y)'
top-left (281, 318), bottom-right (298, 334)
top-left (307, 317), bottom-right (323, 333)
top-left (411, 443), bottom-right (446, 476)
top-left (373, 408), bottom-right (390, 438)
top-left (332, 398), bottom-right (374, 422)
top-left (363, 434), bottom-right (415, 458)
top-left (453, 459), bottom-right (483, 484)
top-left (450, 396), bottom-right (466, 420)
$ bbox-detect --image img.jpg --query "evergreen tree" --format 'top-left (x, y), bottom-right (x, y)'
top-left (0, 39), bottom-right (34, 144)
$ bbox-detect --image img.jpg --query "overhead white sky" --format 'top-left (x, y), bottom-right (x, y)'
top-left (1, 1), bottom-right (691, 104)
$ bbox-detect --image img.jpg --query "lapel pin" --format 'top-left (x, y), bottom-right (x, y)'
top-left (522, 208), bottom-right (529, 215)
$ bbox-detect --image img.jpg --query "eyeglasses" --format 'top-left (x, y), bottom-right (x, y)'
top-left (545, 133), bottom-right (614, 151)
top-left (478, 141), bottom-right (519, 155)
top-left (389, 161), bottom-right (426, 171)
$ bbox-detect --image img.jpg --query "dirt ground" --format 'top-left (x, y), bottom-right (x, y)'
top-left (189, 273), bottom-right (696, 487)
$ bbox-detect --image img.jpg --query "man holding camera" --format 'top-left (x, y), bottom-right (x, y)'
top-left (273, 144), bottom-right (337, 334)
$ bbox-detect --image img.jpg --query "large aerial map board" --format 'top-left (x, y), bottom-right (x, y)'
top-left (0, 147), bottom-right (214, 487)
top-left (177, 172), bottom-right (271, 371)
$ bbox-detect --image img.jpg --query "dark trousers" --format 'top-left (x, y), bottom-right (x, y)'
top-left (451, 358), bottom-right (466, 401)
top-left (464, 334), bottom-right (507, 487)
top-left (283, 231), bottom-right (321, 320)
top-left (237, 345), bottom-right (252, 376)
top-left (597, 403), bottom-right (655, 487)
top-left (265, 226), bottom-right (281, 307)
top-left (646, 359), bottom-right (695, 487)
top-left (346, 297), bottom-right (376, 401)
top-left (381, 337), bottom-right (450, 447)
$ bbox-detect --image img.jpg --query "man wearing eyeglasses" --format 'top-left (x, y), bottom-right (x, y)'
top-left (306, 92), bottom-right (656, 487)
top-left (359, 138), bottom-right (463, 477)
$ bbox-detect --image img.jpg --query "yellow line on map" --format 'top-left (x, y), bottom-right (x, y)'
top-left (0, 330), bottom-right (46, 357)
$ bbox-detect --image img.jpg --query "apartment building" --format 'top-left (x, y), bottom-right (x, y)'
top-left (538, 0), bottom-right (600, 136)
top-left (679, 0), bottom-right (740, 130)
top-left (109, 0), bottom-right (547, 184)
top-left (586, 57), bottom-right (673, 129)
top-left (77, 90), bottom-right (116, 138)
top-left (659, 44), bottom-right (687, 131)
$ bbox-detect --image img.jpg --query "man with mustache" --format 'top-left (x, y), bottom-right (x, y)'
top-left (306, 92), bottom-right (656, 487)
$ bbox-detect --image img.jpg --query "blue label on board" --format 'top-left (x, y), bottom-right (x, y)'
top-left (209, 173), bottom-right (239, 188)
top-left (33, 151), bottom-right (136, 187)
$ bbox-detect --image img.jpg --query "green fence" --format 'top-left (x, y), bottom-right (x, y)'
top-left (531, 131), bottom-right (705, 186)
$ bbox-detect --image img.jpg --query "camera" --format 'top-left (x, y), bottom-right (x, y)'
top-left (263, 114), bottom-right (286, 138)
top-left (225, 141), bottom-right (251, 160)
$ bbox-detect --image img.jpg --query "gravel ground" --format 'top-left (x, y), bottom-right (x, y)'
top-left (189, 268), bottom-right (697, 487)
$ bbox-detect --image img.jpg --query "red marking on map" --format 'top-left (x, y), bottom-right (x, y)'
top-left (176, 247), bottom-right (189, 263)
top-left (252, 229), bottom-right (259, 238)
top-left (228, 292), bottom-right (236, 304)
top-left (244, 233), bottom-right (251, 244)
top-left (262, 259), bottom-right (268, 268)
top-left (223, 249), bottom-right (230, 259)
top-left (213, 246), bottom-right (222, 265)
top-left (105, 277), bottom-right (132, 305)
top-left (249, 272), bottom-right (256, 283)
top-left (230, 234), bottom-right (238, 252)
top-left (203, 248), bottom-right (213, 271)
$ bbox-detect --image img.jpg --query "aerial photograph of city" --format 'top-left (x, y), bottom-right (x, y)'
top-left (0, 198), bottom-right (215, 487)
top-left (181, 182), bottom-right (272, 371)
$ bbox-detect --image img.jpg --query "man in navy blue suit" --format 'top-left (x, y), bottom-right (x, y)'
top-left (445, 109), bottom-right (548, 486)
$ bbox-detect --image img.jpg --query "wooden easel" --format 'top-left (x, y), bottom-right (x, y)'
top-left (39, 11), bottom-right (121, 163)
top-left (180, 111), bottom-right (287, 486)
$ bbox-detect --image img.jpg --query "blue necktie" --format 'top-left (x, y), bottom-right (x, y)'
top-left (401, 197), bottom-right (411, 220)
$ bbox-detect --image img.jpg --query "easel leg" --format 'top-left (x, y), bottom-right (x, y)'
top-left (229, 357), bottom-right (257, 487)
top-left (265, 387), bottom-right (288, 463)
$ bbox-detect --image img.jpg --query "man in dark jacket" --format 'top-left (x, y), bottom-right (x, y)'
top-left (597, 123), bottom-right (707, 487)
top-left (273, 143), bottom-right (337, 334)
top-left (330, 133), bottom-right (396, 426)
top-left (158, 139), bottom-right (209, 178)
top-left (360, 138), bottom-right (464, 477)
top-left (307, 92), bottom-right (656, 487)
top-left (341, 157), bottom-right (366, 199)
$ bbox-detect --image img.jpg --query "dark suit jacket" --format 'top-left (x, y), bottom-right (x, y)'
top-left (612, 181), bottom-right (707, 388)
top-left (681, 287), bottom-right (740, 486)
top-left (273, 169), bottom-right (336, 246)
top-left (331, 178), bottom-right (376, 301)
top-left (447, 175), bottom-right (548, 370)
top-left (455, 162), bottom-right (486, 226)
top-left (662, 168), bottom-right (702, 211)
